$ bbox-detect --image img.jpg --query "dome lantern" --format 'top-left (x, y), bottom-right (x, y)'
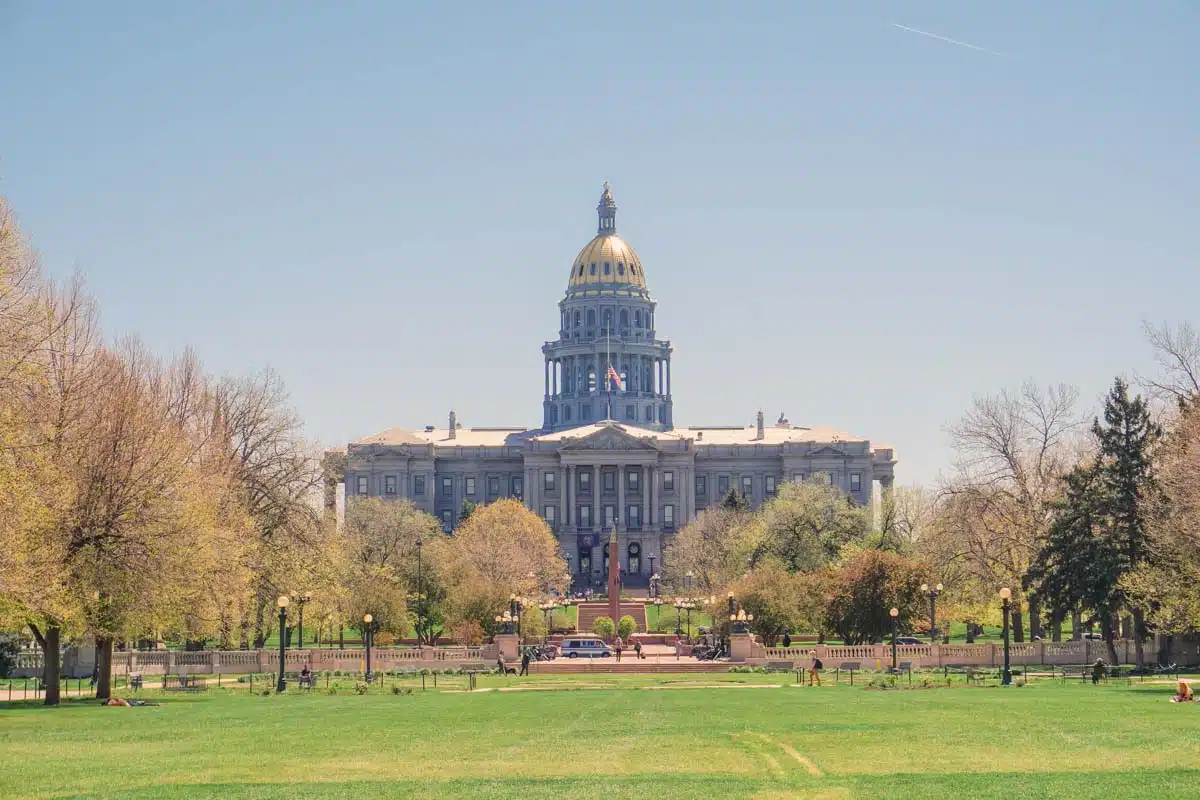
top-left (597, 181), bottom-right (617, 235)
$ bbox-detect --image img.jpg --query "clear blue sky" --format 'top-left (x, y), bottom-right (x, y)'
top-left (2, 1), bottom-right (1197, 485)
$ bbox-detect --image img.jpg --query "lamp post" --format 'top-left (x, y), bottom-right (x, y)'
top-left (921, 583), bottom-right (942, 644)
top-left (999, 587), bottom-right (1012, 685)
top-left (494, 611), bottom-right (515, 635)
top-left (539, 600), bottom-right (555, 642)
top-left (673, 599), bottom-right (683, 637)
top-left (682, 599), bottom-right (696, 640)
top-left (295, 592), bottom-right (311, 650)
top-left (416, 538), bottom-right (424, 646)
top-left (363, 614), bottom-right (374, 682)
top-left (276, 595), bottom-right (289, 693)
top-left (685, 570), bottom-right (694, 592)
top-left (889, 607), bottom-right (899, 671)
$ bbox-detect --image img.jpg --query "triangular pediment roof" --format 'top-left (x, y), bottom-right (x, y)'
top-left (808, 444), bottom-right (847, 456)
top-left (554, 423), bottom-right (661, 452)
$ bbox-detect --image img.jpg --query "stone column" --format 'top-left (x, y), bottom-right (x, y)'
top-left (666, 359), bottom-right (672, 397)
top-left (617, 464), bottom-right (626, 533)
top-left (544, 360), bottom-right (550, 397)
top-left (591, 466), bottom-right (600, 532)
top-left (642, 465), bottom-right (650, 531)
top-left (880, 475), bottom-right (894, 499)
top-left (563, 465), bottom-right (572, 531)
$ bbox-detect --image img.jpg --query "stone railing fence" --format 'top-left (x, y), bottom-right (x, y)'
top-left (741, 638), bottom-right (1195, 668)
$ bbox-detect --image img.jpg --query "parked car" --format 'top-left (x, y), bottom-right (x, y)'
top-left (894, 637), bottom-right (925, 646)
top-left (560, 637), bottom-right (613, 658)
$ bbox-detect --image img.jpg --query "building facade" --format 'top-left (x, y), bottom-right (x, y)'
top-left (345, 184), bottom-right (896, 591)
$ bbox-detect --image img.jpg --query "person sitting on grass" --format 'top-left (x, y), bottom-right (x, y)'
top-left (1170, 680), bottom-right (1194, 703)
top-left (1091, 659), bottom-right (1106, 685)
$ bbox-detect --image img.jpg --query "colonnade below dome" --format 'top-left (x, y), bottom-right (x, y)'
top-left (542, 344), bottom-right (673, 431)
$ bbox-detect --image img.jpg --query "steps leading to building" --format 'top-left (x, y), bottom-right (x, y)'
top-left (576, 602), bottom-right (649, 634)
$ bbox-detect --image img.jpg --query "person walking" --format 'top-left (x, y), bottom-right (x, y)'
top-left (633, 640), bottom-right (643, 660)
top-left (614, 636), bottom-right (623, 662)
top-left (519, 649), bottom-right (531, 676)
top-left (809, 655), bottom-right (823, 687)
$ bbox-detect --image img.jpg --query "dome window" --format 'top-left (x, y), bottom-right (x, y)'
top-left (617, 263), bottom-right (625, 275)
top-left (578, 264), bottom-right (585, 277)
top-left (604, 262), bottom-right (611, 275)
top-left (630, 265), bottom-right (637, 276)
top-left (590, 263), bottom-right (597, 275)
top-left (635, 310), bottom-right (642, 327)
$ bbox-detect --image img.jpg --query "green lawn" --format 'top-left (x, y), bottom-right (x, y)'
top-left (2, 674), bottom-right (1197, 798)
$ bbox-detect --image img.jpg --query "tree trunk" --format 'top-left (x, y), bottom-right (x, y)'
top-left (1120, 615), bottom-right (1133, 640)
top-left (30, 623), bottom-right (61, 706)
top-left (1101, 615), bottom-right (1119, 665)
top-left (1028, 597), bottom-right (1043, 639)
top-left (1011, 597), bottom-right (1025, 643)
top-left (95, 637), bottom-right (114, 700)
top-left (1131, 607), bottom-right (1147, 669)
top-left (1050, 609), bottom-right (1063, 642)
top-left (252, 598), bottom-right (267, 649)
top-left (1071, 609), bottom-right (1082, 641)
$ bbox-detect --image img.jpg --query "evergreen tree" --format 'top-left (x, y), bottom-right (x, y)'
top-left (1031, 378), bottom-right (1160, 665)
top-left (720, 487), bottom-right (751, 512)
top-left (459, 498), bottom-right (478, 523)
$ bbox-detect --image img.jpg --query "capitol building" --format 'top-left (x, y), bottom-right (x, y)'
top-left (344, 185), bottom-right (896, 591)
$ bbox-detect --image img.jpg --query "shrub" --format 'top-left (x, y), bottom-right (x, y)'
top-left (327, 687), bottom-right (338, 695)
top-left (618, 615), bottom-right (637, 639)
top-left (353, 682), bottom-right (370, 695)
top-left (0, 634), bottom-right (19, 679)
top-left (592, 616), bottom-right (616, 637)
top-left (391, 686), bottom-right (411, 695)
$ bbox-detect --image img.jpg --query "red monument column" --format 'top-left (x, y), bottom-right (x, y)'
top-left (606, 528), bottom-right (620, 627)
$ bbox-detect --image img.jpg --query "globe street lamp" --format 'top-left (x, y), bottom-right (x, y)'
top-left (921, 583), bottom-right (943, 644)
top-left (294, 592), bottom-right (311, 650)
top-left (889, 607), bottom-right (900, 671)
top-left (539, 600), bottom-right (556, 642)
top-left (672, 599), bottom-right (683, 637)
top-left (276, 595), bottom-right (289, 693)
top-left (682, 599), bottom-right (697, 640)
top-left (494, 611), bottom-right (515, 635)
top-left (999, 587), bottom-right (1013, 685)
top-left (363, 614), bottom-right (374, 683)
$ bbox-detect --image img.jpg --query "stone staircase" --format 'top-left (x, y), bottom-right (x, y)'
top-left (576, 602), bottom-right (648, 634)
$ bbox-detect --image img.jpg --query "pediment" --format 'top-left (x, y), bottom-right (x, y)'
top-left (809, 445), bottom-right (846, 457)
top-left (560, 425), bottom-right (658, 452)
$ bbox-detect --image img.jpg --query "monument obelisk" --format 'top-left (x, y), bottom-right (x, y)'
top-left (606, 528), bottom-right (620, 628)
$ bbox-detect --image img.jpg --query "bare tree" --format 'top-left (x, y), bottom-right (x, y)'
top-left (1141, 320), bottom-right (1200, 403)
top-left (943, 381), bottom-right (1086, 641)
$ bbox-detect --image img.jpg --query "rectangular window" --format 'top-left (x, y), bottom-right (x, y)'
top-left (356, 476), bottom-right (368, 496)
top-left (765, 475), bottom-right (777, 495)
top-left (465, 477), bottom-right (476, 496)
top-left (579, 505), bottom-right (592, 529)
top-left (628, 470), bottom-right (639, 490)
top-left (793, 473), bottom-right (804, 483)
top-left (742, 475), bottom-right (753, 498)
top-left (582, 404), bottom-right (591, 421)
top-left (579, 470), bottom-right (591, 491)
top-left (603, 471), bottom-right (615, 492)
top-left (695, 475), bottom-right (706, 495)
top-left (442, 477), bottom-right (453, 497)
top-left (413, 475), bottom-right (425, 496)
top-left (544, 505), bottom-right (556, 527)
top-left (544, 471), bottom-right (555, 492)
top-left (718, 476), bottom-right (730, 494)
top-left (440, 510), bottom-right (452, 531)
top-left (604, 505), bottom-right (615, 528)
top-left (663, 471), bottom-right (674, 491)
top-left (385, 475), bottom-right (396, 495)
top-left (625, 404), bottom-right (636, 420)
top-left (850, 473), bottom-right (862, 492)
top-left (489, 476), bottom-right (500, 495)
top-left (512, 476), bottom-right (523, 498)
top-left (663, 504), bottom-right (675, 528)
top-left (627, 505), bottom-right (640, 529)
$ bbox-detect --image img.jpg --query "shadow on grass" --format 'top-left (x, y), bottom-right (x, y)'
top-left (88, 768), bottom-right (1200, 800)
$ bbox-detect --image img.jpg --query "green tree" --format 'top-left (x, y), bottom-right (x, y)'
top-left (617, 614), bottom-right (637, 639)
top-left (1031, 378), bottom-right (1161, 665)
top-left (720, 487), bottom-right (751, 512)
top-left (458, 499), bottom-right (478, 522)
top-left (592, 616), bottom-right (615, 637)
top-left (750, 481), bottom-right (872, 572)
top-left (824, 548), bottom-right (927, 645)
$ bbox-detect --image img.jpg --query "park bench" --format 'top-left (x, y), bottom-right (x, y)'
top-left (943, 665), bottom-right (979, 684)
top-left (164, 674), bottom-right (207, 693)
top-left (835, 662), bottom-right (861, 685)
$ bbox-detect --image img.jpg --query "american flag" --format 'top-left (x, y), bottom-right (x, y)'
top-left (606, 365), bottom-right (624, 391)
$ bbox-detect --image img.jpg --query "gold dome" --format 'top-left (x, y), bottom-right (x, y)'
top-left (567, 183), bottom-right (648, 292)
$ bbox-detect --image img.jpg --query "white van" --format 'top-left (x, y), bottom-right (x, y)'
top-left (560, 637), bottom-right (613, 659)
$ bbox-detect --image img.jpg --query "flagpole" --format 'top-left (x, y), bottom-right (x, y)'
top-left (605, 331), bottom-right (612, 421)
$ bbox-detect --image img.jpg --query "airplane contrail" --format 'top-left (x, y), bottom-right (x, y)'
top-left (892, 23), bottom-right (1005, 56)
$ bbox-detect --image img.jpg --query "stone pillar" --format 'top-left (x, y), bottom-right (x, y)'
top-left (494, 634), bottom-right (519, 663)
top-left (730, 633), bottom-right (753, 663)
top-left (564, 465), bottom-right (572, 531)
top-left (880, 475), bottom-right (894, 498)
top-left (666, 359), bottom-right (672, 397)
top-left (642, 465), bottom-right (650, 531)
top-left (617, 464), bottom-right (626, 533)
top-left (544, 359), bottom-right (550, 397)
top-left (591, 466), bottom-right (600, 532)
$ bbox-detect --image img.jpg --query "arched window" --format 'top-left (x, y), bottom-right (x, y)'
top-left (587, 365), bottom-right (596, 392)
top-left (574, 310), bottom-right (581, 328)
top-left (586, 309), bottom-right (596, 327)
top-left (589, 263), bottom-right (597, 275)
top-left (634, 310), bottom-right (642, 328)
top-left (617, 263), bottom-right (625, 275)
top-left (604, 262), bottom-right (611, 275)
top-left (563, 405), bottom-right (571, 422)
top-left (603, 310), bottom-right (612, 331)
top-left (619, 309), bottom-right (629, 328)
top-left (578, 264), bottom-right (584, 277)
top-left (628, 542), bottom-right (641, 575)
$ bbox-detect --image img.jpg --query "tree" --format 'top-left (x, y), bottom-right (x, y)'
top-left (320, 448), bottom-right (347, 511)
top-left (458, 499), bottom-right (478, 522)
top-left (592, 616), bottom-right (615, 637)
top-left (943, 381), bottom-right (1085, 641)
top-left (720, 487), bottom-right (751, 512)
top-left (1141, 320), bottom-right (1200, 403)
top-left (824, 548), bottom-right (927, 645)
top-left (663, 507), bottom-right (752, 592)
top-left (749, 481), bottom-right (871, 573)
top-left (617, 615), bottom-right (637, 639)
top-left (730, 562), bottom-right (805, 645)
top-left (1031, 378), bottom-right (1161, 665)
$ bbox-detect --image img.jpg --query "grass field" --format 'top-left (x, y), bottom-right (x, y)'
top-left (2, 674), bottom-right (1197, 799)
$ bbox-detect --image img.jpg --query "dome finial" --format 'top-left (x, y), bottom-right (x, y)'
top-left (597, 180), bottom-right (617, 235)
